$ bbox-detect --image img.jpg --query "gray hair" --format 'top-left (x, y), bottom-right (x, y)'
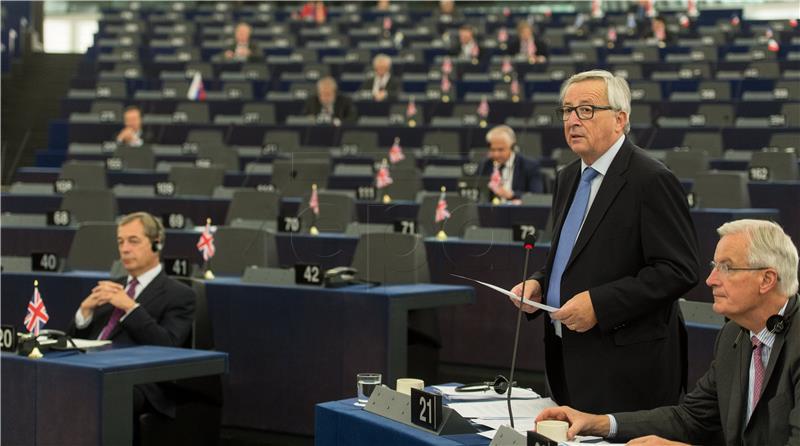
top-left (317, 76), bottom-right (337, 92)
top-left (485, 125), bottom-right (516, 147)
top-left (119, 212), bottom-right (165, 245)
top-left (373, 53), bottom-right (392, 69)
top-left (717, 219), bottom-right (799, 296)
top-left (559, 69), bottom-right (632, 134)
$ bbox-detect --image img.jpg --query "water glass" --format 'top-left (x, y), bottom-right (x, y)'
top-left (355, 373), bottom-right (382, 406)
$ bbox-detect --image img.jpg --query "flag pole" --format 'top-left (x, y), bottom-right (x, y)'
top-left (203, 218), bottom-right (215, 280)
top-left (436, 186), bottom-right (448, 241)
top-left (28, 280), bottom-right (44, 358)
top-left (309, 184), bottom-right (320, 236)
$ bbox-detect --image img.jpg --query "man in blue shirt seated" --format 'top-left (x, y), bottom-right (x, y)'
top-left (535, 219), bottom-right (800, 446)
top-left (68, 211), bottom-right (196, 422)
top-left (478, 124), bottom-right (543, 201)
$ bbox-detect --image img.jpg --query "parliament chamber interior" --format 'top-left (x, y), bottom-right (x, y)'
top-left (1, 1), bottom-right (798, 445)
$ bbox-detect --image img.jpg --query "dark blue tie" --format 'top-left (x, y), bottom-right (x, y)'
top-left (546, 167), bottom-right (599, 309)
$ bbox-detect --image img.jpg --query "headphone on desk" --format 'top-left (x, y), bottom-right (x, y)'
top-left (455, 375), bottom-right (515, 394)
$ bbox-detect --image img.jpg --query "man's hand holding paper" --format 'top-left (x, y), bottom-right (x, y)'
top-left (509, 279), bottom-right (544, 314)
top-left (550, 290), bottom-right (598, 333)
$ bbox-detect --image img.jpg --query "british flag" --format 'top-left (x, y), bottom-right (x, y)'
top-left (435, 190), bottom-right (451, 223)
top-left (383, 16), bottom-right (392, 32)
top-left (477, 97), bottom-right (490, 119)
top-left (24, 284), bottom-right (49, 335)
top-left (488, 166), bottom-right (502, 192)
top-left (309, 184), bottom-right (320, 216)
top-left (406, 97), bottom-right (417, 118)
top-left (501, 57), bottom-right (513, 74)
top-left (441, 75), bottom-right (451, 93)
top-left (441, 56), bottom-right (453, 75)
top-left (196, 221), bottom-right (216, 261)
top-left (497, 27), bottom-right (508, 43)
top-left (375, 162), bottom-right (393, 189)
top-left (389, 137), bottom-right (405, 164)
top-left (510, 79), bottom-right (521, 96)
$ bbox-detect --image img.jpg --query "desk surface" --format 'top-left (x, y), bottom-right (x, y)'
top-left (316, 398), bottom-right (489, 446)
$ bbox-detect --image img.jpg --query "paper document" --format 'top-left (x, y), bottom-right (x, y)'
top-left (67, 338), bottom-right (112, 349)
top-left (434, 385), bottom-right (540, 401)
top-left (447, 397), bottom-right (557, 419)
top-left (451, 274), bottom-right (558, 312)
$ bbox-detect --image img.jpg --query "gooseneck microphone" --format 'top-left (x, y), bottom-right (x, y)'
top-left (507, 230), bottom-right (538, 428)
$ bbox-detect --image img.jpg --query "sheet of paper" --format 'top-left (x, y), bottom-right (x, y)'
top-left (68, 338), bottom-right (112, 349)
top-left (474, 417), bottom-right (536, 432)
top-left (434, 385), bottom-right (540, 401)
top-left (447, 397), bottom-right (557, 419)
top-left (451, 274), bottom-right (558, 312)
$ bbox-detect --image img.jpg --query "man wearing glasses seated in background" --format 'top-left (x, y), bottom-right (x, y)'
top-left (508, 70), bottom-right (699, 414)
top-left (536, 219), bottom-right (799, 446)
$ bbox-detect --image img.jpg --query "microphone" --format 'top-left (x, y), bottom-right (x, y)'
top-left (507, 229), bottom-right (538, 428)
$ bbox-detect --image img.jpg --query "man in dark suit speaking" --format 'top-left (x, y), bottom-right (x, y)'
top-left (536, 220), bottom-right (799, 446)
top-left (509, 70), bottom-right (700, 413)
top-left (478, 124), bottom-right (543, 200)
top-left (69, 211), bottom-right (196, 419)
top-left (303, 76), bottom-right (357, 124)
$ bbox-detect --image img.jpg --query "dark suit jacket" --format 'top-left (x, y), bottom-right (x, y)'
top-left (303, 94), bottom-right (357, 123)
top-left (478, 153), bottom-right (543, 198)
top-left (614, 295), bottom-right (800, 446)
top-left (359, 74), bottom-right (401, 102)
top-left (68, 271), bottom-right (196, 417)
top-left (530, 137), bottom-right (700, 413)
top-left (224, 42), bottom-right (263, 62)
top-left (506, 35), bottom-right (550, 59)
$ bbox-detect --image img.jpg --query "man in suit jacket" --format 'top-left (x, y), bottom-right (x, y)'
top-left (359, 53), bottom-right (400, 102)
top-left (509, 70), bottom-right (700, 413)
top-left (68, 212), bottom-right (195, 419)
top-left (116, 106), bottom-right (151, 147)
top-left (222, 22), bottom-right (263, 62)
top-left (478, 124), bottom-right (543, 200)
top-left (535, 220), bottom-right (800, 445)
top-left (303, 76), bottom-right (357, 124)
top-left (506, 21), bottom-right (549, 62)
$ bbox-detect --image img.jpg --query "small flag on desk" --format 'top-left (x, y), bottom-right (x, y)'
top-left (477, 96), bottom-right (490, 119)
top-left (309, 183), bottom-right (320, 216)
top-left (187, 72), bottom-right (207, 101)
top-left (24, 281), bottom-right (49, 336)
top-left (441, 56), bottom-right (453, 75)
top-left (488, 165), bottom-right (502, 192)
top-left (376, 159), bottom-right (393, 189)
top-left (435, 188), bottom-right (451, 223)
top-left (389, 137), bottom-right (405, 164)
top-left (406, 97), bottom-right (417, 119)
top-left (197, 220), bottom-right (216, 261)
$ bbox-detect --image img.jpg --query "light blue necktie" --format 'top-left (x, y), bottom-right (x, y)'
top-left (546, 167), bottom-right (599, 309)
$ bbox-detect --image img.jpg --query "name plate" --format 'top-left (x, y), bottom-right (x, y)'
top-left (512, 224), bottom-right (537, 242)
top-left (295, 264), bottom-right (322, 286)
top-left (278, 215), bottom-right (300, 233)
top-left (47, 210), bottom-right (71, 227)
top-left (0, 325), bottom-right (17, 352)
top-left (394, 220), bottom-right (417, 234)
top-left (31, 252), bottom-right (60, 272)
top-left (165, 258), bottom-right (191, 277)
top-left (411, 388), bottom-right (443, 431)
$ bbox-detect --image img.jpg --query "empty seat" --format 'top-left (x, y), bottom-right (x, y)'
top-left (1, 256), bottom-right (33, 273)
top-left (517, 133), bottom-right (543, 159)
top-left (378, 167), bottom-right (422, 201)
top-left (0, 213), bottom-right (48, 227)
top-left (271, 159), bottom-right (330, 197)
top-left (263, 130), bottom-right (301, 152)
top-left (241, 103), bottom-right (276, 124)
top-left (417, 192), bottom-right (480, 238)
top-left (749, 151), bottom-right (799, 181)
top-left (225, 190), bottom-right (281, 225)
top-left (95, 80), bottom-right (127, 99)
top-left (350, 232), bottom-right (430, 284)
top-left (241, 266), bottom-right (294, 285)
top-left (222, 81), bottom-right (254, 100)
top-left (664, 150), bottom-right (710, 179)
top-left (186, 129), bottom-right (225, 147)
top-left (58, 161), bottom-right (108, 190)
top-left (520, 193), bottom-right (553, 206)
top-left (168, 166), bottom-right (226, 196)
top-left (692, 172), bottom-right (750, 208)
top-left (298, 190), bottom-right (356, 233)
top-left (463, 226), bottom-right (514, 243)
top-left (345, 222), bottom-right (394, 235)
top-left (206, 227), bottom-right (279, 276)
top-left (175, 102), bottom-right (210, 123)
top-left (341, 130), bottom-right (379, 154)
top-left (629, 104), bottom-right (652, 128)
top-left (696, 104), bottom-right (735, 127)
top-left (682, 132), bottom-right (724, 158)
top-left (114, 145), bottom-right (155, 170)
top-left (90, 101), bottom-right (124, 120)
top-left (9, 182), bottom-right (56, 195)
top-left (423, 165), bottom-right (463, 178)
top-left (65, 222), bottom-right (119, 271)
top-left (422, 131), bottom-right (461, 156)
top-left (61, 189), bottom-right (118, 223)
top-left (769, 133), bottom-right (800, 149)
top-left (197, 146), bottom-right (240, 171)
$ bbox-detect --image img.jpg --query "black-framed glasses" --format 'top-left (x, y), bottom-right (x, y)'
top-left (556, 105), bottom-right (616, 121)
top-left (709, 260), bottom-right (771, 276)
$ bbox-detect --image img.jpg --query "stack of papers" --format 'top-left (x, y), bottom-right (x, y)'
top-left (447, 397), bottom-right (557, 420)
top-left (434, 385), bottom-right (541, 401)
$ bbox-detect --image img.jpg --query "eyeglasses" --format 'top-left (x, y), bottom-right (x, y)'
top-left (709, 260), bottom-right (771, 276)
top-left (556, 105), bottom-right (616, 121)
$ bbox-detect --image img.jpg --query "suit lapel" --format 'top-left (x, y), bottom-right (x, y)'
top-left (107, 272), bottom-right (166, 339)
top-left (729, 333), bottom-right (750, 436)
top-left (565, 141), bottom-right (632, 269)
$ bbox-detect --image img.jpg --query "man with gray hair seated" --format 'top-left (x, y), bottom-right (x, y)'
top-left (477, 124), bottom-right (543, 201)
top-left (359, 53), bottom-right (400, 102)
top-left (303, 76), bottom-right (357, 124)
top-left (536, 219), bottom-right (800, 446)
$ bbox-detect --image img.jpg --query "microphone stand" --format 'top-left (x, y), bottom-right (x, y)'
top-left (507, 232), bottom-right (536, 428)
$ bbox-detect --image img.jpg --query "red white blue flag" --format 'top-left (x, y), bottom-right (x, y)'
top-left (24, 284), bottom-right (49, 335)
top-left (196, 221), bottom-right (216, 261)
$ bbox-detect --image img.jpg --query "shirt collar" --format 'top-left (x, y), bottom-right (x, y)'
top-left (580, 133), bottom-right (625, 176)
top-left (494, 151), bottom-right (515, 170)
top-left (127, 263), bottom-right (162, 291)
top-left (751, 299), bottom-right (789, 349)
